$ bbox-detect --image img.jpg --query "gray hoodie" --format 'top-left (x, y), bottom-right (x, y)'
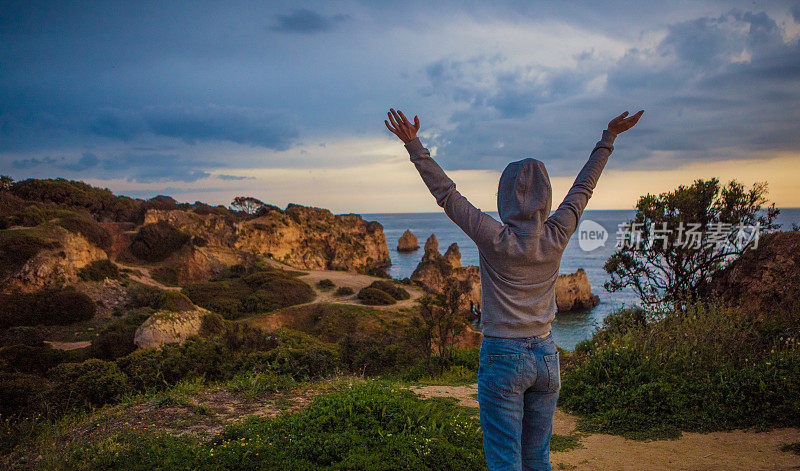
top-left (404, 129), bottom-right (617, 338)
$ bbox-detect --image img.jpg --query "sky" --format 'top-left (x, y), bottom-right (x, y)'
top-left (1, 0), bottom-right (799, 213)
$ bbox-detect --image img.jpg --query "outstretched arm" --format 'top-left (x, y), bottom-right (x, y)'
top-left (385, 108), bottom-right (501, 249)
top-left (547, 110), bottom-right (644, 246)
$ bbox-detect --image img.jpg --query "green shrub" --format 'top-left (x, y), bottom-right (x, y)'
top-left (150, 266), bottom-right (180, 286)
top-left (159, 291), bottom-right (195, 311)
top-left (338, 336), bottom-right (419, 376)
top-left (89, 309), bottom-right (151, 360)
top-left (317, 278), bottom-right (335, 290)
top-left (51, 210), bottom-right (112, 249)
top-left (0, 326), bottom-right (45, 348)
top-left (263, 340), bottom-right (341, 381)
top-left (129, 221), bottom-right (190, 262)
top-left (560, 302), bottom-right (800, 439)
top-left (0, 371), bottom-right (48, 417)
top-left (46, 382), bottom-right (486, 470)
top-left (0, 287), bottom-right (96, 329)
top-left (116, 337), bottom-right (232, 391)
top-left (0, 229), bottom-right (59, 280)
top-left (357, 286), bottom-right (396, 305)
top-left (125, 282), bottom-right (163, 309)
top-left (199, 313), bottom-right (279, 352)
top-left (334, 286), bottom-right (354, 296)
top-left (0, 344), bottom-right (65, 375)
top-left (48, 359), bottom-right (129, 410)
top-left (9, 178), bottom-right (139, 222)
top-left (77, 259), bottom-right (120, 281)
top-left (183, 269), bottom-right (314, 319)
top-left (368, 280), bottom-right (411, 300)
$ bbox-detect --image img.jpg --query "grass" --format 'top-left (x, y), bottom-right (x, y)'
top-left (550, 433), bottom-right (583, 453)
top-left (32, 380), bottom-right (487, 470)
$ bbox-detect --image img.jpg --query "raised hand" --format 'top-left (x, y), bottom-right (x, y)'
top-left (385, 108), bottom-right (420, 144)
top-left (607, 110), bottom-right (644, 135)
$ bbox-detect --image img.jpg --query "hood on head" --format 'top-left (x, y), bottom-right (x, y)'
top-left (497, 158), bottom-right (552, 232)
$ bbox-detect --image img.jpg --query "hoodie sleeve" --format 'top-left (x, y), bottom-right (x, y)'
top-left (404, 137), bottom-right (501, 249)
top-left (546, 130), bottom-right (616, 246)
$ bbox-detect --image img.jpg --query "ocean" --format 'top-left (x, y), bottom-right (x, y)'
top-left (362, 208), bottom-right (800, 350)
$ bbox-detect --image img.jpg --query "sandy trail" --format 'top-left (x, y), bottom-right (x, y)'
top-left (410, 383), bottom-right (800, 471)
top-left (113, 261), bottom-right (181, 291)
top-left (265, 259), bottom-right (426, 310)
top-left (44, 340), bottom-right (92, 350)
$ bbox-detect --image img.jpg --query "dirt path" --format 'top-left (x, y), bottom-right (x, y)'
top-left (409, 383), bottom-right (800, 471)
top-left (44, 340), bottom-right (92, 350)
top-left (265, 259), bottom-right (426, 310)
top-left (113, 261), bottom-right (181, 291)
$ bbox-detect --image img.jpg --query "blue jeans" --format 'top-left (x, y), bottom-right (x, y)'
top-left (478, 333), bottom-right (561, 471)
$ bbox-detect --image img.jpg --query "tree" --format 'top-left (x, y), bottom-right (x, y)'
top-left (604, 178), bottom-right (779, 312)
top-left (413, 284), bottom-right (469, 371)
top-left (230, 196), bottom-right (267, 215)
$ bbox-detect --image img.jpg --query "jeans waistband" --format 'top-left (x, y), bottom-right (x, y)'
top-left (482, 331), bottom-right (552, 345)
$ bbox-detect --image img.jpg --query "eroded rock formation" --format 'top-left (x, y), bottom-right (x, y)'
top-left (397, 229), bottom-right (419, 252)
top-left (708, 231), bottom-right (800, 313)
top-left (3, 225), bottom-right (108, 293)
top-left (134, 307), bottom-right (209, 349)
top-left (410, 236), bottom-right (598, 314)
top-left (142, 204), bottom-right (391, 282)
top-left (555, 268), bottom-right (600, 311)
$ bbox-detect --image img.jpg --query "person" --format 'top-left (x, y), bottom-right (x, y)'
top-left (384, 108), bottom-right (643, 471)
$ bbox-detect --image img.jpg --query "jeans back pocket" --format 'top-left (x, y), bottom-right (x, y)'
top-left (543, 352), bottom-right (561, 392)
top-left (480, 352), bottom-right (524, 395)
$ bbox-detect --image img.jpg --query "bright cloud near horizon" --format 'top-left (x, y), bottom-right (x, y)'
top-left (2, 1), bottom-right (799, 213)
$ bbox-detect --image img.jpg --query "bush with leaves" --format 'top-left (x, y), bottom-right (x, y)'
top-left (561, 301), bottom-right (800, 439)
top-left (0, 326), bottom-right (46, 348)
top-left (334, 286), bottom-right (354, 296)
top-left (317, 278), bottom-right (335, 290)
top-left (368, 280), bottom-right (411, 300)
top-left (183, 268), bottom-right (314, 319)
top-left (0, 287), bottom-right (96, 329)
top-left (48, 359), bottom-right (129, 410)
top-left (129, 221), bottom-right (191, 262)
top-left (0, 371), bottom-right (48, 417)
top-left (89, 309), bottom-right (151, 361)
top-left (9, 178), bottom-right (139, 222)
top-left (412, 285), bottom-right (469, 370)
top-left (77, 259), bottom-right (120, 281)
top-left (45, 382), bottom-right (486, 470)
top-left (0, 344), bottom-right (66, 375)
top-left (357, 286), bottom-right (396, 305)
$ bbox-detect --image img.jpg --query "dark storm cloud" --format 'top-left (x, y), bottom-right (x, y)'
top-left (269, 8), bottom-right (350, 34)
top-left (90, 106), bottom-right (298, 149)
top-left (62, 153), bottom-right (100, 171)
top-left (100, 153), bottom-right (223, 183)
top-left (1, 0), bottom-right (799, 190)
top-left (12, 153), bottom-right (98, 171)
top-left (421, 8), bottom-right (800, 172)
top-left (10, 150), bottom-right (221, 183)
top-left (12, 157), bottom-right (60, 169)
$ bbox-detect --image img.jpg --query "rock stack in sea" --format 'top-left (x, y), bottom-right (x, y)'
top-left (410, 233), bottom-right (599, 313)
top-left (554, 268), bottom-right (600, 311)
top-left (397, 229), bottom-right (419, 252)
